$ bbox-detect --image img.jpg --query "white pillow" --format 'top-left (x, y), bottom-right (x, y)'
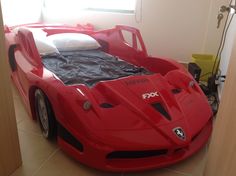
top-left (17, 27), bottom-right (59, 55)
top-left (34, 36), bottom-right (59, 55)
top-left (29, 29), bottom-right (59, 55)
top-left (47, 33), bottom-right (101, 51)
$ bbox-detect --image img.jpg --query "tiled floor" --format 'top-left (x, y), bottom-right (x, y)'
top-left (10, 85), bottom-right (208, 176)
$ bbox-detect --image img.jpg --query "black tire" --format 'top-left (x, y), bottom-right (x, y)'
top-left (35, 89), bottom-right (56, 139)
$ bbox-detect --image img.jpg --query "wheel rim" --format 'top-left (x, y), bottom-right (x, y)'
top-left (37, 96), bottom-right (49, 137)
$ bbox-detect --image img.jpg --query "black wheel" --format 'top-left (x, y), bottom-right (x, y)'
top-left (35, 89), bottom-right (56, 139)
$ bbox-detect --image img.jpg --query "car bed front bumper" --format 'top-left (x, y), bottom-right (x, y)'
top-left (57, 119), bottom-right (212, 172)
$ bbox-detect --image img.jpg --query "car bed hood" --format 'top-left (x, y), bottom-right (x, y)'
top-left (90, 73), bottom-right (183, 127)
top-left (69, 71), bottom-right (212, 148)
top-left (72, 71), bottom-right (212, 146)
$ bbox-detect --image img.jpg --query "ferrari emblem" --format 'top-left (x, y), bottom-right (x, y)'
top-left (173, 127), bottom-right (186, 140)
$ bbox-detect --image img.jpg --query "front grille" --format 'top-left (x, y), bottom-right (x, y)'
top-left (107, 149), bottom-right (168, 159)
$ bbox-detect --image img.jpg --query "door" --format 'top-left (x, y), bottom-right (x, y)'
top-left (204, 21), bottom-right (236, 176)
top-left (0, 2), bottom-right (22, 175)
top-left (217, 13), bottom-right (236, 99)
top-left (13, 30), bottom-right (40, 96)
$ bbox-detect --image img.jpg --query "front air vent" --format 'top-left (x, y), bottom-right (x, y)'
top-left (172, 88), bottom-right (182, 94)
top-left (107, 149), bottom-right (168, 159)
top-left (151, 103), bottom-right (171, 121)
top-left (100, 103), bottom-right (114, 108)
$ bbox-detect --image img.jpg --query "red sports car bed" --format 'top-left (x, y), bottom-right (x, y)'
top-left (4, 24), bottom-right (212, 172)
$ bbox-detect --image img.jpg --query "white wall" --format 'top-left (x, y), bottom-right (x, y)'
top-left (203, 0), bottom-right (236, 98)
top-left (42, 0), bottom-right (215, 62)
top-left (1, 0), bottom-right (42, 26)
top-left (1, 0), bottom-right (227, 64)
top-left (203, 0), bottom-right (229, 54)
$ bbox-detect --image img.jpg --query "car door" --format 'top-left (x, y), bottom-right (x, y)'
top-left (13, 29), bottom-right (42, 96)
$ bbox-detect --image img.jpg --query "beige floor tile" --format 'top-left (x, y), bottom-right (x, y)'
top-left (11, 83), bottom-right (29, 124)
top-left (124, 168), bottom-right (191, 176)
top-left (167, 145), bottom-right (208, 175)
top-left (11, 131), bottom-right (58, 176)
top-left (13, 95), bottom-right (29, 124)
top-left (12, 84), bottom-right (41, 135)
top-left (17, 118), bottom-right (42, 136)
top-left (191, 160), bottom-right (206, 176)
top-left (10, 166), bottom-right (35, 176)
top-left (192, 151), bottom-right (208, 176)
top-left (33, 150), bottom-right (121, 176)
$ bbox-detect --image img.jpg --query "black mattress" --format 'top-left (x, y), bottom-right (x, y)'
top-left (42, 50), bottom-right (151, 87)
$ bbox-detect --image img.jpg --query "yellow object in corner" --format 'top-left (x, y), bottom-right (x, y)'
top-left (191, 54), bottom-right (218, 82)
